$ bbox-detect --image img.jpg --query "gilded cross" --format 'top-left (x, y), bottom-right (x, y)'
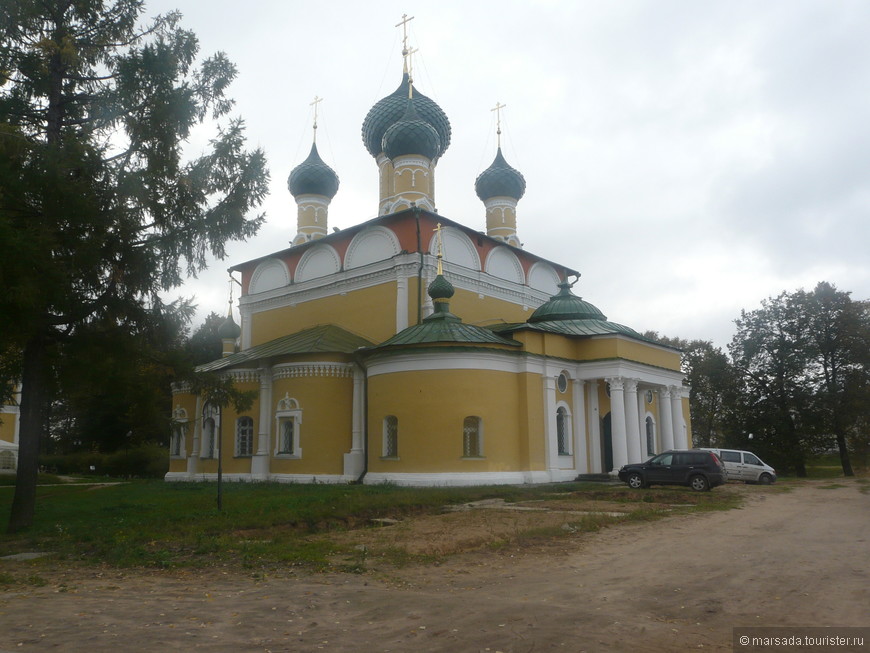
top-left (396, 14), bottom-right (415, 71)
top-left (491, 101), bottom-right (506, 147)
top-left (434, 222), bottom-right (444, 275)
top-left (310, 95), bottom-right (323, 142)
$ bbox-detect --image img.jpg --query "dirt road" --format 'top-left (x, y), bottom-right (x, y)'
top-left (1, 481), bottom-right (868, 652)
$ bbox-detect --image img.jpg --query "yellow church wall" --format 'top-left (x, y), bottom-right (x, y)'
top-left (367, 369), bottom-right (526, 473)
top-left (0, 411), bottom-right (15, 445)
top-left (448, 287), bottom-right (534, 329)
top-left (516, 372), bottom-right (547, 471)
top-left (250, 282), bottom-right (398, 345)
top-left (269, 374), bottom-right (354, 476)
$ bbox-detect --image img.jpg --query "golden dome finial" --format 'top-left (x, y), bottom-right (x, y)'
top-left (396, 14), bottom-right (415, 73)
top-left (310, 95), bottom-right (323, 144)
top-left (434, 222), bottom-right (444, 275)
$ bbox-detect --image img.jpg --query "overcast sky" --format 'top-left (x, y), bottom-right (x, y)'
top-left (147, 0), bottom-right (870, 348)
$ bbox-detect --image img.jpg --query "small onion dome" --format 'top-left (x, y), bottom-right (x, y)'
top-left (382, 99), bottom-right (442, 161)
top-left (427, 273), bottom-right (455, 301)
top-left (529, 282), bottom-right (606, 323)
top-left (218, 312), bottom-right (242, 340)
top-left (361, 72), bottom-right (451, 160)
top-left (475, 147), bottom-right (526, 201)
top-left (287, 142), bottom-right (340, 199)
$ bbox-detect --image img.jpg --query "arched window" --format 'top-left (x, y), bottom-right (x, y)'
top-left (646, 415), bottom-right (656, 456)
top-left (462, 416), bottom-right (483, 458)
top-left (201, 403), bottom-right (219, 459)
top-left (383, 416), bottom-right (398, 458)
top-left (236, 417), bottom-right (254, 457)
top-left (556, 406), bottom-right (571, 455)
top-left (275, 394), bottom-right (302, 458)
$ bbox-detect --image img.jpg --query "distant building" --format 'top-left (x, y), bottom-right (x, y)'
top-left (0, 387), bottom-right (20, 474)
top-left (167, 30), bottom-right (690, 486)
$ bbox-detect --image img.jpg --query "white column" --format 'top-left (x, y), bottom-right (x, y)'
top-left (587, 381), bottom-right (603, 473)
top-left (637, 387), bottom-right (648, 456)
top-left (572, 378), bottom-right (587, 474)
top-left (624, 379), bottom-right (642, 463)
top-left (674, 386), bottom-right (690, 449)
top-left (252, 366), bottom-right (272, 479)
top-left (608, 378), bottom-right (628, 472)
top-left (659, 387), bottom-right (675, 451)
top-left (544, 375), bottom-right (559, 476)
top-left (670, 386), bottom-right (687, 449)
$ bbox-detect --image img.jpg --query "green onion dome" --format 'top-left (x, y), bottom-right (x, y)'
top-left (362, 73), bottom-right (451, 160)
top-left (427, 273), bottom-right (455, 301)
top-left (474, 147), bottom-right (526, 201)
top-left (529, 282), bottom-right (606, 323)
top-left (382, 99), bottom-right (442, 161)
top-left (218, 313), bottom-right (242, 340)
top-left (287, 142), bottom-right (340, 199)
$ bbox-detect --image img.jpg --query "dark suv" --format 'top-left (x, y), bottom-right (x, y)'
top-left (617, 450), bottom-right (726, 492)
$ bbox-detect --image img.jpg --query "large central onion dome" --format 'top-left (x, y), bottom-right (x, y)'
top-left (529, 282), bottom-right (607, 323)
top-left (287, 143), bottom-right (340, 199)
top-left (361, 73), bottom-right (451, 160)
top-left (382, 100), bottom-right (442, 161)
top-left (475, 147), bottom-right (526, 201)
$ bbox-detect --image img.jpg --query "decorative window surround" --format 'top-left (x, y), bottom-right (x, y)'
top-left (274, 394), bottom-right (302, 458)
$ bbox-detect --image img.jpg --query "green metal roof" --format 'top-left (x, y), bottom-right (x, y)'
top-left (376, 308), bottom-right (520, 348)
top-left (197, 324), bottom-right (374, 372)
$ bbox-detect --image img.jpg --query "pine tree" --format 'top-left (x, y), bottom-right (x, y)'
top-left (0, 0), bottom-right (269, 532)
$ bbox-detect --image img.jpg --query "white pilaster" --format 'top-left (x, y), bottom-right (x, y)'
top-left (252, 365), bottom-right (272, 480)
top-left (343, 365), bottom-right (366, 478)
top-left (544, 375), bottom-right (559, 476)
top-left (395, 273), bottom-right (409, 332)
top-left (660, 387), bottom-right (675, 451)
top-left (572, 378), bottom-right (588, 474)
top-left (608, 378), bottom-right (628, 472)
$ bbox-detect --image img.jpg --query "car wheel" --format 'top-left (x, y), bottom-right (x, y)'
top-left (758, 474), bottom-right (773, 485)
top-left (627, 472), bottom-right (645, 489)
top-left (689, 475), bottom-right (709, 492)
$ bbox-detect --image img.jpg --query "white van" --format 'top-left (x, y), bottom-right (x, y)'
top-left (697, 448), bottom-right (776, 484)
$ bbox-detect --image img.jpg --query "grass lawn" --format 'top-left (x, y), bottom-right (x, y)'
top-left (0, 479), bottom-right (742, 571)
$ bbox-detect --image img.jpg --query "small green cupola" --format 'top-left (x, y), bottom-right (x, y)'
top-left (529, 281), bottom-right (607, 323)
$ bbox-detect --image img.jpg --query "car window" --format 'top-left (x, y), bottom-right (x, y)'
top-left (721, 451), bottom-right (741, 463)
top-left (652, 453), bottom-right (673, 465)
top-left (744, 453), bottom-right (761, 465)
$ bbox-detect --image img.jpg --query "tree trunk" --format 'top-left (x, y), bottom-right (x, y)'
top-left (835, 431), bottom-right (854, 477)
top-left (7, 335), bottom-right (49, 533)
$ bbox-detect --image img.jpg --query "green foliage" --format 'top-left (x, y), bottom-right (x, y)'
top-left (39, 443), bottom-right (169, 478)
top-left (0, 480), bottom-right (741, 569)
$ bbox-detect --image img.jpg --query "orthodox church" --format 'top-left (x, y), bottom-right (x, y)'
top-left (166, 27), bottom-right (691, 486)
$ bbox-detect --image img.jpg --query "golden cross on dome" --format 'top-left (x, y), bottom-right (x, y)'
top-left (491, 101), bottom-right (506, 148)
top-left (434, 222), bottom-right (444, 275)
top-left (396, 14), bottom-right (415, 72)
top-left (310, 95), bottom-right (323, 142)
top-left (227, 276), bottom-right (234, 315)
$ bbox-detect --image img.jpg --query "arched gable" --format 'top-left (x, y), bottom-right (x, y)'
top-left (484, 246), bottom-right (524, 284)
top-left (429, 226), bottom-right (480, 271)
top-left (295, 244), bottom-right (341, 282)
top-left (345, 226), bottom-right (401, 269)
top-left (249, 258), bottom-right (290, 294)
top-left (528, 261), bottom-right (560, 294)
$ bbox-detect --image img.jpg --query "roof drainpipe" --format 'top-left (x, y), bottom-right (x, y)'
top-left (414, 206), bottom-right (423, 325)
top-left (353, 352), bottom-right (369, 484)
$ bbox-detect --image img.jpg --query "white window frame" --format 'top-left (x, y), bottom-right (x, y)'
top-left (462, 416), bottom-right (484, 458)
top-left (236, 416), bottom-right (254, 457)
top-left (382, 415), bottom-right (399, 459)
top-left (556, 403), bottom-right (572, 456)
top-left (274, 394), bottom-right (302, 459)
top-left (200, 403), bottom-right (220, 459)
